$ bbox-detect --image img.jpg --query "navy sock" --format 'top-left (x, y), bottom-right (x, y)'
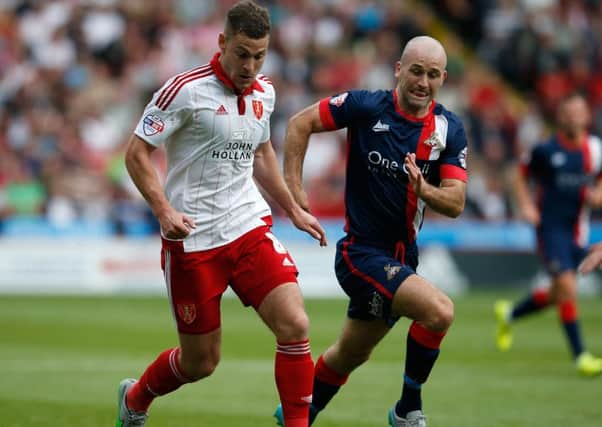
top-left (311, 378), bottom-right (340, 412)
top-left (562, 320), bottom-right (584, 358)
top-left (511, 289), bottom-right (550, 320)
top-left (395, 374), bottom-right (422, 417)
top-left (397, 323), bottom-right (443, 417)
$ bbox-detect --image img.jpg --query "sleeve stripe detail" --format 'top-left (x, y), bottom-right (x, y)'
top-left (258, 75), bottom-right (273, 85)
top-left (319, 98), bottom-right (338, 130)
top-left (155, 65), bottom-right (211, 110)
top-left (440, 164), bottom-right (467, 182)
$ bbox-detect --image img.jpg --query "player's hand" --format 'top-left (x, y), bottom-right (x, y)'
top-left (521, 203), bottom-right (540, 226)
top-left (404, 153), bottom-right (424, 196)
top-left (289, 205), bottom-right (327, 246)
top-left (578, 243), bottom-right (602, 274)
top-left (157, 207), bottom-right (196, 239)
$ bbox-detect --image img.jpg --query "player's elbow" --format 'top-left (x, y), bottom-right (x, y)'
top-left (448, 202), bottom-right (464, 218)
top-left (443, 199), bottom-right (464, 218)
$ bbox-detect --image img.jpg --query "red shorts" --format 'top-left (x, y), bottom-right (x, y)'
top-left (161, 224), bottom-right (298, 334)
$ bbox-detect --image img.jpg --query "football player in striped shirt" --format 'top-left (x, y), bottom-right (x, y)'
top-left (115, 2), bottom-right (326, 426)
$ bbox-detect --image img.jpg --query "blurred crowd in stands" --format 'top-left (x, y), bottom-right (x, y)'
top-left (1, 0), bottom-right (601, 236)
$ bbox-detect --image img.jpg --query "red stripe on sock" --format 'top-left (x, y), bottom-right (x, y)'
top-left (315, 355), bottom-right (349, 386)
top-left (532, 288), bottom-right (550, 307)
top-left (409, 322), bottom-right (446, 349)
top-left (558, 300), bottom-right (578, 322)
top-left (127, 347), bottom-right (190, 412)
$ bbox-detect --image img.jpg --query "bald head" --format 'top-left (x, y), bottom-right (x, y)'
top-left (394, 35), bottom-right (448, 117)
top-left (400, 36), bottom-right (447, 69)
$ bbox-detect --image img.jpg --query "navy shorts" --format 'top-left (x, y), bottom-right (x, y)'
top-left (334, 235), bottom-right (418, 326)
top-left (537, 226), bottom-right (587, 276)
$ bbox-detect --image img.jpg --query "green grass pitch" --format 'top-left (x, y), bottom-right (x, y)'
top-left (1, 293), bottom-right (601, 426)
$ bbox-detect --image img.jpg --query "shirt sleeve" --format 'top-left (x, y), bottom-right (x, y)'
top-left (521, 145), bottom-right (545, 179)
top-left (260, 82), bottom-right (275, 143)
top-left (134, 79), bottom-right (193, 147)
top-left (318, 90), bottom-right (372, 130)
top-left (440, 122), bottom-right (468, 182)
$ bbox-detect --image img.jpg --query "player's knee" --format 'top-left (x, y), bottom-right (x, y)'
top-left (428, 295), bottom-right (454, 332)
top-left (275, 309), bottom-right (310, 342)
top-left (181, 351), bottom-right (221, 381)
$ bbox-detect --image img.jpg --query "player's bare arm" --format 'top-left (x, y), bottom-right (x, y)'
top-left (511, 164), bottom-right (540, 225)
top-left (125, 135), bottom-right (195, 239)
top-left (578, 242), bottom-right (602, 274)
top-left (404, 152), bottom-right (465, 218)
top-left (585, 177), bottom-right (602, 207)
top-left (253, 140), bottom-right (327, 246)
top-left (283, 102), bottom-right (328, 211)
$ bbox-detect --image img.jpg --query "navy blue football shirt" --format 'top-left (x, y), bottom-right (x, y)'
top-left (521, 133), bottom-right (602, 246)
top-left (319, 89), bottom-right (468, 246)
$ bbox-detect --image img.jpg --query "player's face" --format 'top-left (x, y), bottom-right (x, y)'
top-left (557, 96), bottom-right (591, 137)
top-left (395, 54), bottom-right (446, 117)
top-left (219, 32), bottom-right (269, 91)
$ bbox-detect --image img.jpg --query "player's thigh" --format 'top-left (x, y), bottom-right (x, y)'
top-left (230, 226), bottom-right (299, 309)
top-left (162, 239), bottom-right (230, 334)
top-left (256, 282), bottom-right (308, 339)
top-left (551, 270), bottom-right (578, 300)
top-left (391, 274), bottom-right (454, 326)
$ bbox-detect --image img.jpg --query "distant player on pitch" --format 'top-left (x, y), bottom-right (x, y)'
top-left (115, 2), bottom-right (326, 426)
top-left (495, 92), bottom-right (602, 377)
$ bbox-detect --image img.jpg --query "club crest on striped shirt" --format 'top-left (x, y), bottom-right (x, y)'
top-left (252, 100), bottom-right (263, 120)
top-left (177, 303), bottom-right (196, 324)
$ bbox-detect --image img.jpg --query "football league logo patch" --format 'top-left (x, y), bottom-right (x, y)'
top-left (143, 114), bottom-right (165, 136)
top-left (329, 92), bottom-right (349, 107)
top-left (252, 99), bottom-right (263, 120)
top-left (177, 303), bottom-right (197, 325)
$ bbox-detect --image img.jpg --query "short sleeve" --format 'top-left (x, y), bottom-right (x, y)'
top-left (440, 121), bottom-right (468, 182)
top-left (318, 90), bottom-right (374, 130)
top-left (259, 80), bottom-right (275, 143)
top-left (521, 145), bottom-right (546, 178)
top-left (134, 80), bottom-right (193, 147)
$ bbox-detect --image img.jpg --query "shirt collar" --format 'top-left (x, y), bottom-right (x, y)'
top-left (210, 52), bottom-right (264, 96)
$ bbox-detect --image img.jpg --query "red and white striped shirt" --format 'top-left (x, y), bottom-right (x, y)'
top-left (134, 53), bottom-right (275, 251)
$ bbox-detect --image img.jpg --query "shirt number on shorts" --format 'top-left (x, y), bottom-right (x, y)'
top-left (265, 232), bottom-right (287, 254)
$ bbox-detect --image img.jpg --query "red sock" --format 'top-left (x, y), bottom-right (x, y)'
top-left (275, 339), bottom-right (314, 427)
top-left (127, 347), bottom-right (190, 412)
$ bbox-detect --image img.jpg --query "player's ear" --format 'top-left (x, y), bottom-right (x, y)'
top-left (394, 61), bottom-right (401, 79)
top-left (218, 33), bottom-right (226, 52)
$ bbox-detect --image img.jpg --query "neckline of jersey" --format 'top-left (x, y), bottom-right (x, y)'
top-left (210, 52), bottom-right (264, 97)
top-left (392, 89), bottom-right (435, 122)
top-left (557, 131), bottom-right (588, 151)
